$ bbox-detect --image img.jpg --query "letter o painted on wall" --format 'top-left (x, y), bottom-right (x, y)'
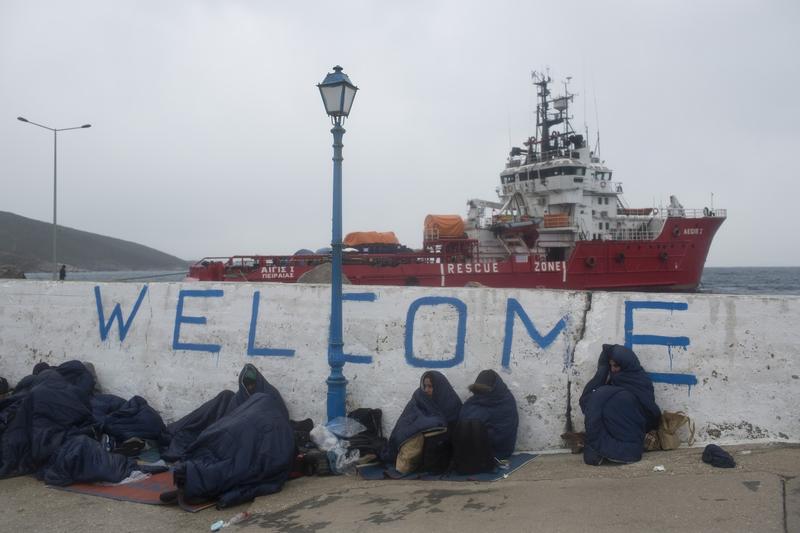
top-left (404, 296), bottom-right (467, 368)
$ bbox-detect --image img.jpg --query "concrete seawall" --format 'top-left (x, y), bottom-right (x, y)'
top-left (1, 280), bottom-right (798, 451)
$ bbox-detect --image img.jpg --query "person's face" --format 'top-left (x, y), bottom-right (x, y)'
top-left (609, 359), bottom-right (622, 374)
top-left (422, 377), bottom-right (434, 397)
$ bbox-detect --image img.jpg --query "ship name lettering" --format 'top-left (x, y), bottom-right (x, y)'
top-left (534, 261), bottom-right (565, 272)
top-left (683, 228), bottom-right (703, 235)
top-left (446, 263), bottom-right (499, 275)
top-left (261, 266), bottom-right (295, 279)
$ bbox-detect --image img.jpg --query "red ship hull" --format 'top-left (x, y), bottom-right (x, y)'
top-left (188, 216), bottom-right (724, 292)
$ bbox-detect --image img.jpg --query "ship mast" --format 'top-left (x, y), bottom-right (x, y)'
top-left (532, 71), bottom-right (573, 159)
top-left (533, 72), bottom-right (552, 154)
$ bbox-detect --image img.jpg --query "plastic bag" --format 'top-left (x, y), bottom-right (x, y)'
top-left (325, 416), bottom-right (367, 438)
top-left (328, 447), bottom-right (360, 474)
top-left (657, 411), bottom-right (695, 450)
top-left (310, 425), bottom-right (340, 451)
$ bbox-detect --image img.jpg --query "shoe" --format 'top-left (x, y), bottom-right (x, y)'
top-left (159, 490), bottom-right (178, 504)
top-left (561, 432), bottom-right (586, 454)
top-left (114, 437), bottom-right (146, 457)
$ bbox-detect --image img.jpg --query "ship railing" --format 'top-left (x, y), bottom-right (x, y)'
top-left (606, 229), bottom-right (657, 241)
top-left (191, 248), bottom-right (480, 270)
top-left (593, 180), bottom-right (624, 193)
top-left (647, 207), bottom-right (727, 219)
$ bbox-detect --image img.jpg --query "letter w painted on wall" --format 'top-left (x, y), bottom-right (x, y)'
top-left (502, 298), bottom-right (568, 369)
top-left (94, 285), bottom-right (148, 342)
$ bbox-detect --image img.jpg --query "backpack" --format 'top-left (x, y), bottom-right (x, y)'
top-left (347, 408), bottom-right (383, 438)
top-left (347, 433), bottom-right (387, 459)
top-left (422, 429), bottom-right (452, 474)
top-left (452, 419), bottom-right (494, 475)
top-left (346, 408), bottom-right (386, 460)
top-left (290, 418), bottom-right (314, 449)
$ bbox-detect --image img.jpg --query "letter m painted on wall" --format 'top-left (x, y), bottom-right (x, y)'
top-left (94, 285), bottom-right (148, 342)
top-left (502, 298), bottom-right (568, 369)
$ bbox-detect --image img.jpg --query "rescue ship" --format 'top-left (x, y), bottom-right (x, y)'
top-left (189, 73), bottom-right (725, 291)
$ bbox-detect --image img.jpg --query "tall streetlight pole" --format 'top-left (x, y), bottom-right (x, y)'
top-left (17, 117), bottom-right (91, 280)
top-left (317, 66), bottom-right (358, 421)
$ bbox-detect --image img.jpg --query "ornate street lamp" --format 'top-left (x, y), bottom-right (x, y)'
top-left (318, 65), bottom-right (358, 421)
top-left (17, 116), bottom-right (91, 280)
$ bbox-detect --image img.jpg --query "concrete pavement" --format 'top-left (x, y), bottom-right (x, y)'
top-left (0, 443), bottom-right (797, 532)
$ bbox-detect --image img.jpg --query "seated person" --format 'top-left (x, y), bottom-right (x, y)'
top-left (164, 363), bottom-right (286, 461)
top-left (579, 344), bottom-right (661, 465)
top-left (381, 371), bottom-right (462, 473)
top-left (455, 369), bottom-right (519, 473)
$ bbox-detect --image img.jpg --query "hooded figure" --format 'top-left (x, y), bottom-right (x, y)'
top-left (14, 360), bottom-right (96, 397)
top-left (579, 344), bottom-right (661, 465)
top-left (0, 369), bottom-right (94, 478)
top-left (175, 385), bottom-right (294, 507)
top-left (164, 364), bottom-right (286, 461)
top-left (458, 369), bottom-right (519, 460)
top-left (381, 371), bottom-right (462, 464)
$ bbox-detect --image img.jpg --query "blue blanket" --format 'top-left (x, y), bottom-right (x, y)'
top-left (92, 394), bottom-right (168, 444)
top-left (1, 361), bottom-right (167, 485)
top-left (459, 370), bottom-right (518, 459)
top-left (382, 371), bottom-right (462, 463)
top-left (164, 363), bottom-right (285, 461)
top-left (0, 369), bottom-right (94, 478)
top-left (177, 391), bottom-right (294, 508)
top-left (580, 345), bottom-right (660, 464)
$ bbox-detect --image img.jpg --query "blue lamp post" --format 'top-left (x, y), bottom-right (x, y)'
top-left (318, 66), bottom-right (358, 421)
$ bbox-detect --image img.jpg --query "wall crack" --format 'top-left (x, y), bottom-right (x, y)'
top-left (565, 292), bottom-right (593, 434)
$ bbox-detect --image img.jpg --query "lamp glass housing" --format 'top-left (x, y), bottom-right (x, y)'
top-left (318, 66), bottom-right (358, 117)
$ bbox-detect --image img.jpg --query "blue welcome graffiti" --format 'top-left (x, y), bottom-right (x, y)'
top-left (93, 285), bottom-right (695, 387)
top-left (624, 300), bottom-right (697, 386)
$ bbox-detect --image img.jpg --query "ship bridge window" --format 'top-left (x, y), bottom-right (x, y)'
top-left (539, 166), bottom-right (586, 179)
top-left (501, 174), bottom-right (515, 184)
top-left (517, 170), bottom-right (529, 181)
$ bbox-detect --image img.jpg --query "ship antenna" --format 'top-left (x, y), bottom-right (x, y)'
top-left (583, 75), bottom-right (589, 143)
top-left (507, 111), bottom-right (513, 152)
top-left (593, 88), bottom-right (601, 156)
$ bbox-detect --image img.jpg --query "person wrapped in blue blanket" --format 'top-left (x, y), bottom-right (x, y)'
top-left (381, 371), bottom-right (462, 472)
top-left (0, 368), bottom-right (95, 479)
top-left (457, 369), bottom-right (519, 462)
top-left (579, 344), bottom-right (661, 465)
top-left (1, 361), bottom-right (169, 484)
top-left (168, 365), bottom-right (294, 508)
top-left (164, 363), bottom-right (287, 461)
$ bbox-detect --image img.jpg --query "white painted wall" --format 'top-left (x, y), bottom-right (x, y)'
top-left (572, 292), bottom-right (800, 444)
top-left (1, 280), bottom-right (798, 451)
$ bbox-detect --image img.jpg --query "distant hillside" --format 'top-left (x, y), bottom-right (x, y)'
top-left (0, 211), bottom-right (187, 272)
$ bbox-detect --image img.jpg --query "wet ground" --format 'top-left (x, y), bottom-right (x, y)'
top-left (1, 443), bottom-right (797, 532)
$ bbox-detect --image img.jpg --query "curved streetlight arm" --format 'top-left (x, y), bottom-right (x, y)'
top-left (18, 117), bottom-right (55, 131)
top-left (17, 117), bottom-right (92, 131)
top-left (57, 125), bottom-right (92, 131)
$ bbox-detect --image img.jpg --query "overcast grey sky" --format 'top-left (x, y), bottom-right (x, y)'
top-left (1, 0), bottom-right (798, 267)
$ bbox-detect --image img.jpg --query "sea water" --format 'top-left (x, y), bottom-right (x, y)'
top-left (698, 267), bottom-right (800, 295)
